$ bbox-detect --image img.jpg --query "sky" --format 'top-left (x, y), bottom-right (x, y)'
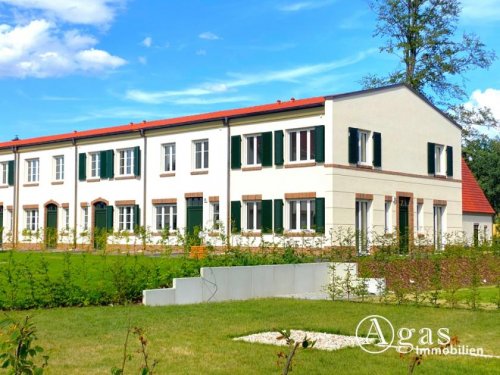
top-left (0, 0), bottom-right (499, 141)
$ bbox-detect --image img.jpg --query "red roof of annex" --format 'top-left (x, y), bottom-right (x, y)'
top-left (461, 159), bottom-right (495, 215)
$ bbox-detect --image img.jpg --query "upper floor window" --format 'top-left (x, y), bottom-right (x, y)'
top-left (163, 143), bottom-right (176, 172)
top-left (289, 199), bottom-right (316, 231)
top-left (358, 130), bottom-right (370, 164)
top-left (289, 128), bottom-right (315, 162)
top-left (118, 206), bottom-right (135, 231)
top-left (155, 204), bottom-right (177, 231)
top-left (25, 209), bottom-right (39, 231)
top-left (428, 142), bottom-right (452, 177)
top-left (434, 144), bottom-right (445, 175)
top-left (90, 152), bottom-right (100, 178)
top-left (193, 139), bottom-right (209, 170)
top-left (54, 155), bottom-right (64, 181)
top-left (119, 149), bottom-right (134, 176)
top-left (246, 201), bottom-right (262, 231)
top-left (26, 158), bottom-right (39, 183)
top-left (0, 162), bottom-right (8, 185)
top-left (246, 134), bottom-right (262, 166)
top-left (348, 127), bottom-right (381, 168)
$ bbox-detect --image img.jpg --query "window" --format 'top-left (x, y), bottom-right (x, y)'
top-left (384, 201), bottom-right (392, 233)
top-left (82, 207), bottom-right (89, 230)
top-left (193, 140), bottom-right (209, 170)
top-left (0, 162), bottom-right (7, 185)
top-left (289, 199), bottom-right (316, 231)
top-left (246, 201), bottom-right (262, 231)
top-left (246, 135), bottom-right (262, 165)
top-left (26, 158), bottom-right (39, 182)
top-left (119, 149), bottom-right (134, 176)
top-left (416, 203), bottom-right (424, 233)
top-left (63, 208), bottom-right (70, 229)
top-left (473, 223), bottom-right (479, 247)
top-left (289, 128), bottom-right (315, 162)
top-left (119, 206), bottom-right (135, 231)
top-left (358, 130), bottom-right (370, 164)
top-left (356, 200), bottom-right (370, 254)
top-left (433, 205), bottom-right (445, 250)
top-left (211, 202), bottom-right (220, 230)
top-left (163, 143), bottom-right (176, 172)
top-left (434, 144), bottom-right (445, 175)
top-left (25, 209), bottom-right (39, 231)
top-left (54, 156), bottom-right (64, 181)
top-left (90, 153), bottom-right (100, 178)
top-left (155, 204), bottom-right (177, 231)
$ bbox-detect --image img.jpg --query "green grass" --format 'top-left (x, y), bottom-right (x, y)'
top-left (6, 299), bottom-right (499, 374)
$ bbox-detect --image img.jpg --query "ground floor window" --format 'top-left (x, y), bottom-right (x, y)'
top-left (63, 208), bottom-right (70, 230)
top-left (356, 200), bottom-right (370, 254)
top-left (289, 199), bottom-right (315, 231)
top-left (25, 209), bottom-right (39, 231)
top-left (119, 206), bottom-right (134, 231)
top-left (155, 204), bottom-right (177, 231)
top-left (82, 207), bottom-right (89, 230)
top-left (433, 205), bottom-right (445, 250)
top-left (416, 203), bottom-right (424, 233)
top-left (384, 201), bottom-right (392, 233)
top-left (246, 201), bottom-right (261, 231)
top-left (210, 202), bottom-right (220, 230)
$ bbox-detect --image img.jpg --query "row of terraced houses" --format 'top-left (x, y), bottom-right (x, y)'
top-left (0, 84), bottom-right (495, 252)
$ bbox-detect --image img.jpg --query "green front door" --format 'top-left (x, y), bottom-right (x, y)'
top-left (45, 204), bottom-right (58, 249)
top-left (398, 197), bottom-right (410, 254)
top-left (186, 198), bottom-right (203, 235)
top-left (94, 202), bottom-right (108, 249)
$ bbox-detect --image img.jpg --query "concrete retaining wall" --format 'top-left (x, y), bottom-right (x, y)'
top-left (143, 262), bottom-right (384, 306)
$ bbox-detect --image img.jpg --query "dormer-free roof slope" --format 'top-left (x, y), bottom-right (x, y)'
top-left (462, 159), bottom-right (495, 215)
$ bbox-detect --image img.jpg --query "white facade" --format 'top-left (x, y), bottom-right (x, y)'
top-left (463, 214), bottom-right (494, 245)
top-left (0, 84), bottom-right (481, 251)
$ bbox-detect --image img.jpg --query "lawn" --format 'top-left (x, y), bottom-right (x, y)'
top-left (6, 299), bottom-right (500, 374)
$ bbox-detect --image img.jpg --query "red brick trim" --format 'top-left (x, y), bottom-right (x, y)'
top-left (208, 196), bottom-right (219, 203)
top-left (23, 204), bottom-right (39, 210)
top-left (242, 194), bottom-right (262, 201)
top-left (160, 172), bottom-right (175, 178)
top-left (152, 198), bottom-right (177, 205)
top-left (190, 170), bottom-right (208, 175)
top-left (91, 198), bottom-right (109, 206)
top-left (23, 183), bottom-right (39, 187)
top-left (7, 205), bottom-right (13, 211)
top-left (115, 200), bottom-right (136, 206)
top-left (385, 195), bottom-right (393, 202)
top-left (242, 166), bottom-right (262, 171)
top-left (115, 176), bottom-right (137, 181)
top-left (44, 200), bottom-right (59, 207)
top-left (86, 178), bottom-right (100, 183)
top-left (285, 192), bottom-right (316, 199)
top-left (51, 181), bottom-right (64, 185)
top-left (433, 199), bottom-right (447, 206)
top-left (417, 198), bottom-right (424, 205)
top-left (80, 202), bottom-right (89, 208)
top-left (61, 203), bottom-right (70, 209)
top-left (356, 193), bottom-right (374, 201)
top-left (284, 162), bottom-right (316, 169)
top-left (185, 192), bottom-right (203, 198)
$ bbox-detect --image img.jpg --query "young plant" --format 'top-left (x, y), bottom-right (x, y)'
top-left (276, 330), bottom-right (315, 375)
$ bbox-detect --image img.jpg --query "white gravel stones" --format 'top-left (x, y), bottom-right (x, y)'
top-left (234, 330), bottom-right (374, 351)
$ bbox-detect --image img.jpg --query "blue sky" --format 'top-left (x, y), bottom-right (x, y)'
top-left (0, 0), bottom-right (499, 141)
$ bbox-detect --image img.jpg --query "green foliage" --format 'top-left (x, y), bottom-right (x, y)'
top-left (0, 315), bottom-right (48, 374)
top-left (276, 329), bottom-right (315, 375)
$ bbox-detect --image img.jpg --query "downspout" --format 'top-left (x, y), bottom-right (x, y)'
top-left (141, 129), bottom-right (147, 231)
top-left (12, 146), bottom-right (19, 248)
top-left (224, 117), bottom-right (230, 248)
top-left (73, 138), bottom-right (78, 249)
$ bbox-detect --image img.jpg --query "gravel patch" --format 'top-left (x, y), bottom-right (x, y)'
top-left (234, 330), bottom-right (375, 351)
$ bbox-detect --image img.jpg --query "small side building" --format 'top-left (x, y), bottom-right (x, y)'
top-left (462, 159), bottom-right (495, 244)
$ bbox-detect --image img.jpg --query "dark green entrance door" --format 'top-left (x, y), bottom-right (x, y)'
top-left (398, 197), bottom-right (410, 254)
top-left (186, 198), bottom-right (203, 235)
top-left (94, 202), bottom-right (110, 249)
top-left (45, 204), bottom-right (58, 249)
top-left (0, 206), bottom-right (3, 246)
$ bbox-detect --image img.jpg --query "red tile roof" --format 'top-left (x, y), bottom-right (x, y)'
top-left (0, 96), bottom-right (325, 150)
top-left (462, 159), bottom-right (495, 215)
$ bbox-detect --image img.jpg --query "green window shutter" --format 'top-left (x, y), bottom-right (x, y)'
top-left (315, 197), bottom-right (325, 233)
top-left (99, 150), bottom-right (107, 179)
top-left (7, 160), bottom-right (14, 186)
top-left (262, 132), bottom-right (273, 167)
top-left (133, 204), bottom-right (140, 228)
top-left (427, 142), bottom-right (435, 175)
top-left (231, 135), bottom-right (241, 169)
top-left (314, 125), bottom-right (325, 163)
top-left (273, 199), bottom-right (283, 234)
top-left (261, 199), bottom-right (272, 233)
top-left (78, 153), bottom-right (87, 181)
top-left (373, 132), bottom-right (382, 168)
top-left (133, 146), bottom-right (141, 177)
top-left (446, 146), bottom-right (453, 177)
top-left (106, 205), bottom-right (114, 232)
top-left (274, 130), bottom-right (284, 166)
top-left (106, 150), bottom-right (114, 178)
top-left (230, 201), bottom-right (241, 233)
top-left (348, 127), bottom-right (359, 164)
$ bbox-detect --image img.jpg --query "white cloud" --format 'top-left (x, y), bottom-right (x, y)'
top-left (138, 56), bottom-right (147, 65)
top-left (198, 31), bottom-right (220, 40)
top-left (277, 0), bottom-right (335, 12)
top-left (125, 49), bottom-right (375, 104)
top-left (0, 19), bottom-right (126, 78)
top-left (141, 36), bottom-right (152, 47)
top-left (469, 88), bottom-right (500, 120)
top-left (461, 0), bottom-right (500, 22)
top-left (0, 0), bottom-right (124, 26)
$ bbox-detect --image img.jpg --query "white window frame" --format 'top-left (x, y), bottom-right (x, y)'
top-left (356, 200), bottom-right (371, 254)
top-left (193, 139), bottom-right (209, 170)
top-left (288, 128), bottom-right (315, 163)
top-left (89, 152), bottom-right (101, 178)
top-left (288, 199), bottom-right (316, 232)
top-left (246, 201), bottom-right (262, 231)
top-left (118, 206), bottom-right (135, 231)
top-left (416, 203), bottom-right (424, 233)
top-left (358, 130), bottom-right (371, 165)
top-left (26, 158), bottom-right (39, 183)
top-left (245, 134), bottom-right (262, 166)
top-left (155, 204), bottom-right (177, 231)
top-left (210, 202), bottom-right (220, 230)
top-left (162, 143), bottom-right (176, 172)
top-left (82, 207), bottom-right (89, 230)
top-left (0, 162), bottom-right (8, 185)
top-left (118, 148), bottom-right (134, 176)
top-left (384, 201), bottom-right (392, 233)
top-left (53, 155), bottom-right (64, 181)
top-left (63, 207), bottom-right (70, 230)
top-left (25, 209), bottom-right (39, 231)
top-left (434, 144), bottom-right (445, 176)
